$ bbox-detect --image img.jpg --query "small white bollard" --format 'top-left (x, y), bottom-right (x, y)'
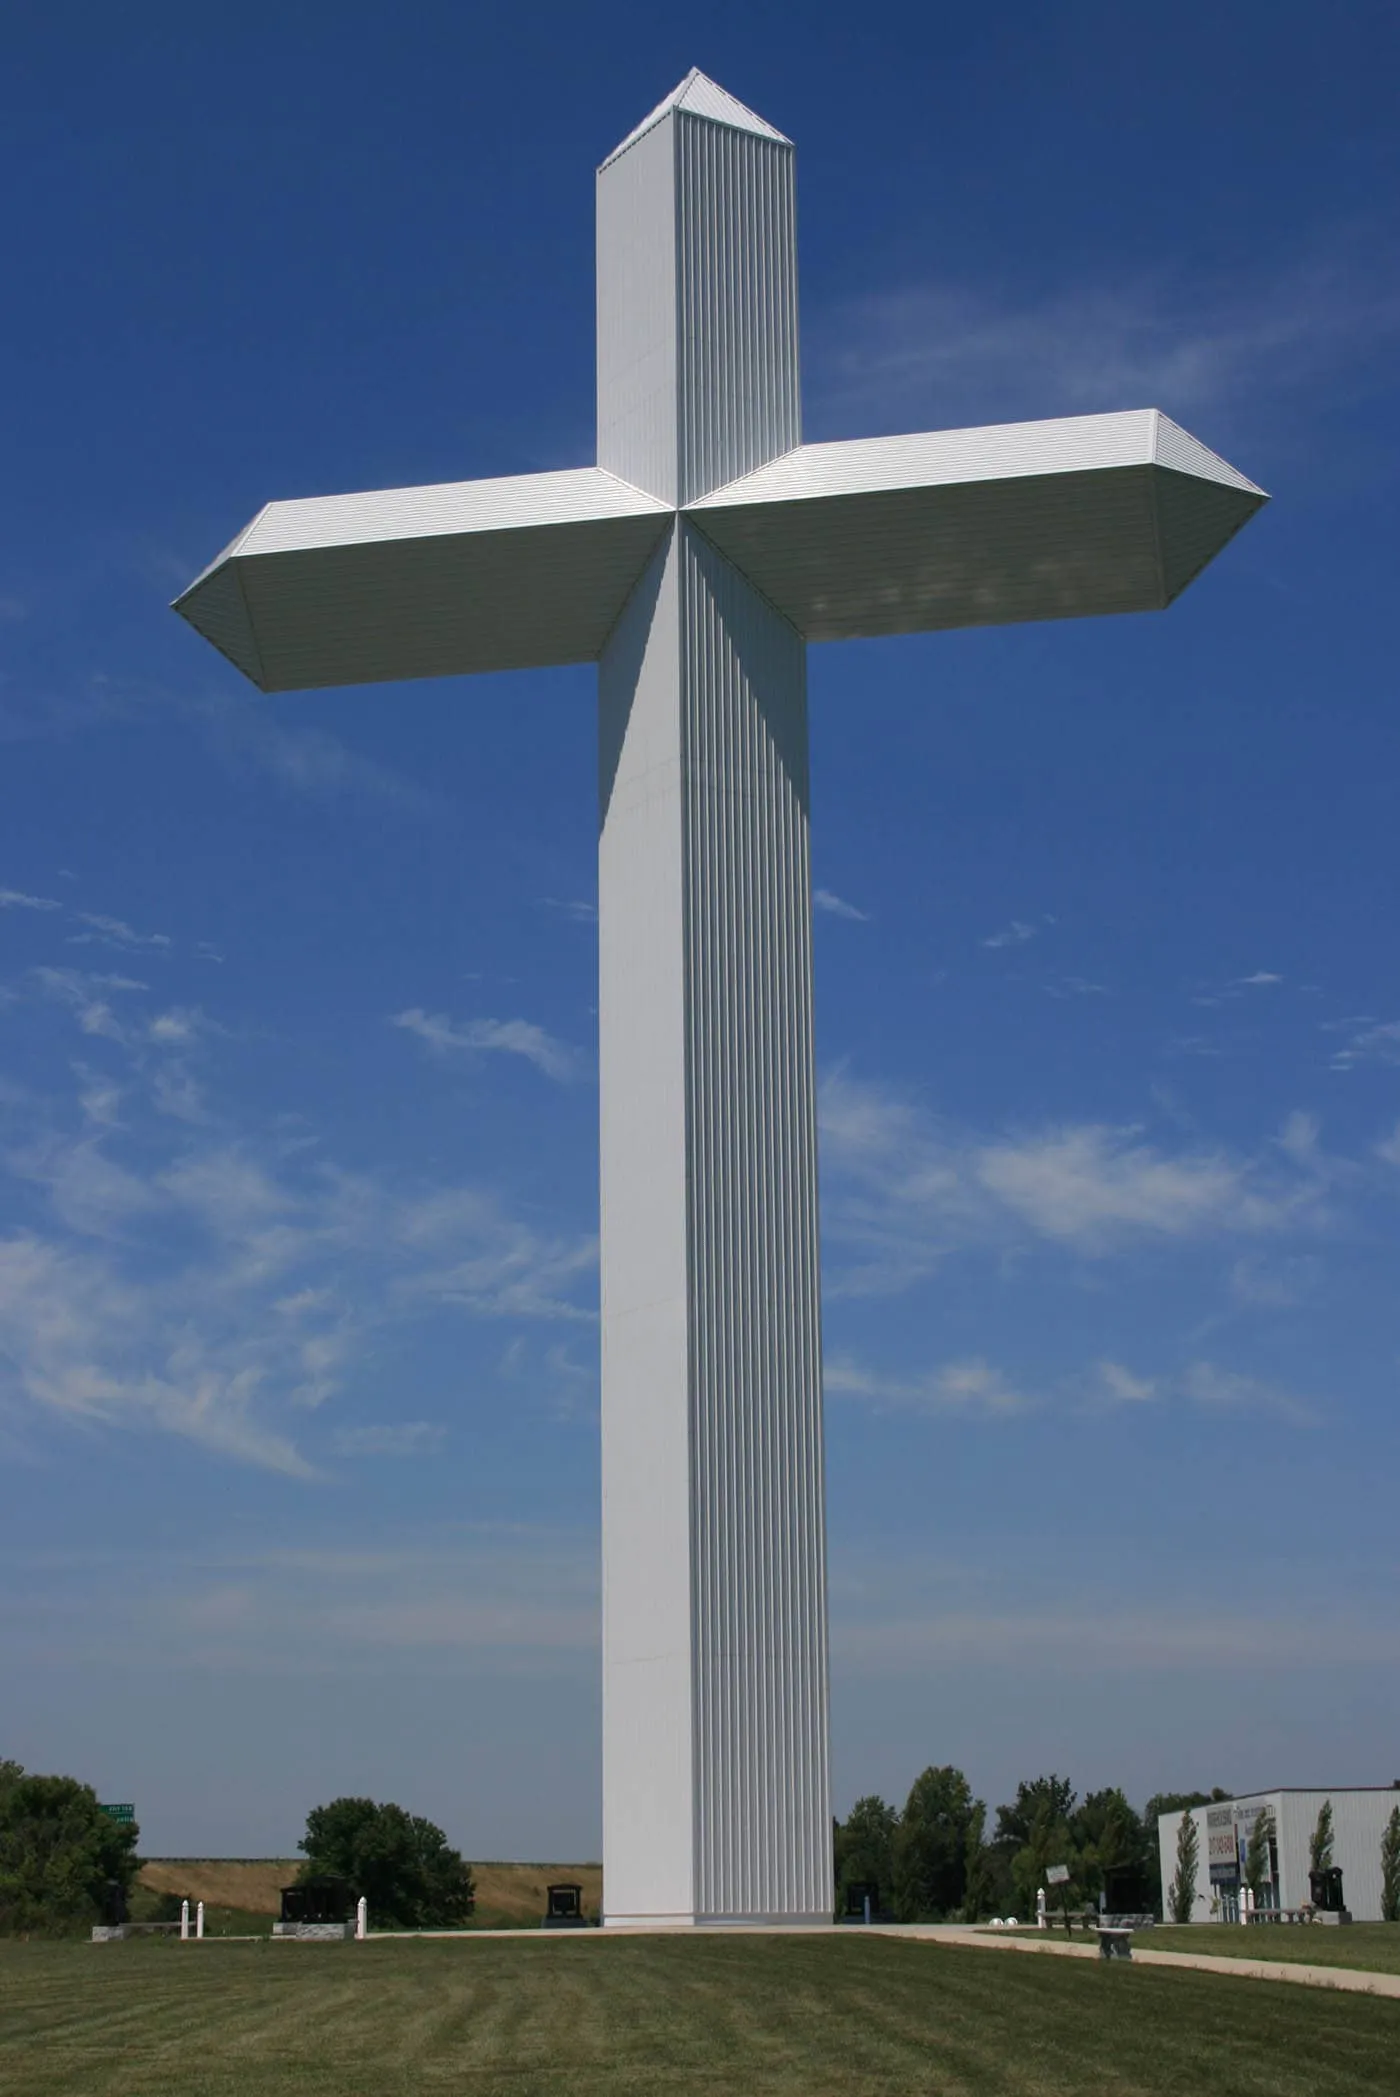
top-left (1037, 1887), bottom-right (1047, 1931)
top-left (180, 1899), bottom-right (190, 1941)
top-left (196, 1901), bottom-right (205, 1940)
top-left (356, 1897), bottom-right (368, 1941)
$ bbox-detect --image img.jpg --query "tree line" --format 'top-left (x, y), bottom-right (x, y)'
top-left (0, 1761), bottom-right (474, 1936)
top-left (842, 1768), bottom-right (1400, 1924)
top-left (840, 1771), bottom-right (1209, 1922)
top-left (5, 1750), bottom-right (1399, 1933)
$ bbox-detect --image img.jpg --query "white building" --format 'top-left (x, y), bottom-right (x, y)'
top-left (1158, 1788), bottom-right (1400, 1923)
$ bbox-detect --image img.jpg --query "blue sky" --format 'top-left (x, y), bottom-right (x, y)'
top-left (3, 0), bottom-right (1398, 1860)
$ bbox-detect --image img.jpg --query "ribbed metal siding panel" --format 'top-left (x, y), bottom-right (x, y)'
top-left (180, 511), bottom-right (671, 692)
top-left (597, 526), bottom-right (699, 1924)
top-left (693, 464), bottom-right (1265, 642)
top-left (597, 118), bottom-right (679, 505)
top-left (176, 560), bottom-right (265, 686)
top-left (1152, 410), bottom-right (1265, 493)
top-left (1153, 470), bottom-right (1265, 605)
top-left (677, 523), bottom-right (830, 1921)
top-left (692, 413), bottom-right (1160, 508)
top-left (236, 466), bottom-right (668, 559)
top-left (693, 466), bottom-right (1167, 640)
top-left (600, 70), bottom-right (787, 173)
top-left (674, 115), bottom-right (800, 506)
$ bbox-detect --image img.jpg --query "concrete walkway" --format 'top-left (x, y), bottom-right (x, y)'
top-left (891, 1924), bottom-right (1400, 2000)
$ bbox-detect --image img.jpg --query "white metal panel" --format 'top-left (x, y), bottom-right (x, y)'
top-left (231, 466), bottom-right (668, 559)
top-left (689, 418), bottom-right (1266, 641)
top-left (599, 67), bottom-right (787, 173)
top-left (674, 115), bottom-right (801, 504)
top-left (596, 116), bottom-right (680, 506)
top-left (690, 410), bottom-right (1264, 505)
top-left (174, 475), bottom-right (672, 692)
top-left (596, 99), bottom-right (800, 509)
top-left (678, 525), bottom-right (829, 1923)
top-left (598, 525), bottom-right (697, 1926)
top-left (598, 523), bottom-right (831, 1926)
top-left (1276, 1789), bottom-right (1397, 1922)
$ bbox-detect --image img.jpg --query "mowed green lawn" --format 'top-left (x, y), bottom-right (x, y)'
top-left (1007, 1921), bottom-right (1400, 1977)
top-left (1147, 1922), bottom-right (1400, 1974)
top-left (3, 1935), bottom-right (1399, 2097)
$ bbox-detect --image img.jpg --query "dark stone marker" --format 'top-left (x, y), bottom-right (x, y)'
top-left (543, 1882), bottom-right (588, 1929)
top-left (280, 1876), bottom-right (355, 1925)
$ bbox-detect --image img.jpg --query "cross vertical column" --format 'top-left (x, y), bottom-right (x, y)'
top-left (596, 83), bottom-right (830, 1925)
top-left (599, 521), bottom-right (830, 1924)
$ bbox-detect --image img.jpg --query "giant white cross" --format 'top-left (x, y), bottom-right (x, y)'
top-left (176, 70), bottom-right (1266, 1927)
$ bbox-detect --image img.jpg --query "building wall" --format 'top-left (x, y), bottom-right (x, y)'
top-left (1158, 1790), bottom-right (1399, 1924)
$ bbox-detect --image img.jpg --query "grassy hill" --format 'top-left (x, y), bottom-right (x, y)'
top-left (137, 1859), bottom-right (602, 1930)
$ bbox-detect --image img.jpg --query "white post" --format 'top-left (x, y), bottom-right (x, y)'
top-left (180, 1898), bottom-right (190, 1941)
top-left (356, 1897), bottom-right (367, 1941)
top-left (1037, 1887), bottom-right (1047, 1930)
top-left (196, 1901), bottom-right (205, 1940)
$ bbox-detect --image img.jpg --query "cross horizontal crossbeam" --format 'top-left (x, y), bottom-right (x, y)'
top-left (175, 409), bottom-right (1264, 689)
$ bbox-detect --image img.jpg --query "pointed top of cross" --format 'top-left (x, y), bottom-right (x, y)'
top-left (599, 68), bottom-right (789, 170)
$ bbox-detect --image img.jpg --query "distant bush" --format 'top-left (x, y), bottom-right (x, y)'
top-left (0, 1760), bottom-right (140, 1936)
top-left (298, 1796), bottom-right (474, 1929)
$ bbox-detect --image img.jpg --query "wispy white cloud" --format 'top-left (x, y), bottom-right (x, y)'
top-left (981, 919), bottom-right (1037, 950)
top-left (827, 1352), bottom-right (1034, 1416)
top-left (332, 1422), bottom-right (446, 1457)
top-left (1327, 1017), bottom-right (1400, 1071)
top-left (1045, 975), bottom-right (1110, 999)
top-left (191, 694), bottom-right (430, 811)
top-left (1094, 1359), bottom-right (1157, 1404)
top-left (0, 1232), bottom-right (315, 1476)
top-left (68, 911), bottom-right (171, 952)
top-left (814, 888), bottom-right (870, 923)
top-left (1229, 1252), bottom-right (1321, 1308)
top-left (539, 897), bottom-right (597, 925)
top-left (147, 1007), bottom-right (207, 1046)
top-left (392, 1007), bottom-right (579, 1083)
top-left (1088, 1354), bottom-right (1318, 1424)
top-left (0, 972), bottom-right (597, 1470)
top-left (1193, 970), bottom-right (1286, 1008)
top-left (0, 888), bottom-right (61, 912)
top-left (393, 1187), bottom-right (596, 1324)
top-left (809, 246), bottom-right (1400, 440)
top-left (1181, 1360), bottom-right (1319, 1427)
top-left (819, 1066), bottom-right (1333, 1292)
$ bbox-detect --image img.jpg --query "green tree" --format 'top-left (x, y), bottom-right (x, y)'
top-left (0, 1761), bottom-right (140, 1936)
top-left (298, 1797), bottom-right (474, 1928)
top-left (995, 1775), bottom-right (1078, 1919)
top-left (1169, 1807), bottom-right (1200, 1925)
top-left (1074, 1789), bottom-right (1151, 1912)
top-left (1379, 1804), bottom-right (1400, 1925)
top-left (833, 1796), bottom-right (899, 1912)
top-left (1309, 1800), bottom-right (1334, 1874)
top-left (1244, 1808), bottom-right (1275, 1903)
top-left (961, 1800), bottom-right (997, 1922)
top-left (892, 1766), bottom-right (980, 1921)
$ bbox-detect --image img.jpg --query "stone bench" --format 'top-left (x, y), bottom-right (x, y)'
top-left (1097, 1926), bottom-right (1134, 1960)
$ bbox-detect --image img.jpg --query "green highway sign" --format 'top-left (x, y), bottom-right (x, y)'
top-left (99, 1803), bottom-right (135, 1823)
